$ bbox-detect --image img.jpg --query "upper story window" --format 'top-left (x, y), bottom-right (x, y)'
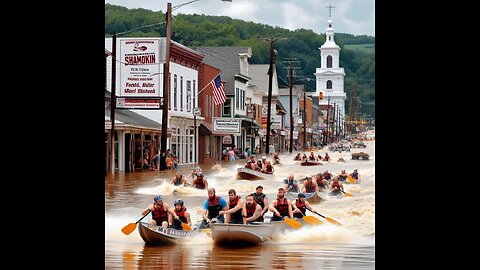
top-left (235, 88), bottom-right (245, 111)
top-left (327, 55), bottom-right (333, 68)
top-left (173, 75), bottom-right (178, 111)
top-left (180, 76), bottom-right (183, 111)
top-left (186, 80), bottom-right (192, 112)
top-left (223, 98), bottom-right (232, 117)
top-left (326, 80), bottom-right (332, 89)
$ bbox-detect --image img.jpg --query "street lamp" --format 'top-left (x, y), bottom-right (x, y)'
top-left (159, 0), bottom-right (232, 171)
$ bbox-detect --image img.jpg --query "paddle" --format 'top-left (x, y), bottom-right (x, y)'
top-left (180, 220), bottom-right (192, 231)
top-left (283, 217), bottom-right (302, 229)
top-left (121, 210), bottom-right (151, 235)
top-left (307, 208), bottom-right (342, 226)
top-left (297, 211), bottom-right (323, 226)
top-left (340, 190), bottom-right (353, 197)
top-left (347, 175), bottom-right (357, 184)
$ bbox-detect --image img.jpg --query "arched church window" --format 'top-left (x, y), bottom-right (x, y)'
top-left (327, 55), bottom-right (333, 68)
top-left (326, 80), bottom-right (332, 89)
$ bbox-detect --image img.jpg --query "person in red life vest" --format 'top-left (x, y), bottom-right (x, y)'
top-left (322, 170), bottom-right (333, 181)
top-left (308, 151), bottom-right (317, 161)
top-left (220, 189), bottom-right (245, 224)
top-left (141, 195), bottom-right (175, 228)
top-left (314, 173), bottom-right (329, 191)
top-left (294, 153), bottom-right (302, 161)
top-left (302, 176), bottom-right (319, 193)
top-left (269, 187), bottom-right (293, 221)
top-left (192, 172), bottom-right (208, 190)
top-left (168, 199), bottom-right (191, 230)
top-left (261, 160), bottom-right (274, 174)
top-left (323, 152), bottom-right (331, 161)
top-left (199, 187), bottom-right (228, 229)
top-left (245, 160), bottom-right (256, 170)
top-left (249, 185), bottom-right (269, 222)
top-left (169, 171), bottom-right (189, 187)
top-left (329, 176), bottom-right (345, 195)
top-left (243, 194), bottom-right (263, 224)
top-left (291, 193), bottom-right (316, 218)
top-left (255, 160), bottom-right (263, 172)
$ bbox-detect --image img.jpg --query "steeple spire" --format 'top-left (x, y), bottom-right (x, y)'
top-left (326, 3), bottom-right (335, 18)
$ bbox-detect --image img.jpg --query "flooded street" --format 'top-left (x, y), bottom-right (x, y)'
top-left (106, 138), bottom-right (375, 269)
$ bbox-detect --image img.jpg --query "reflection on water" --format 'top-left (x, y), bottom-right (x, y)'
top-left (106, 135), bottom-right (375, 269)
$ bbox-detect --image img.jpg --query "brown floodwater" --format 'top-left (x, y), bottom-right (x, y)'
top-left (106, 139), bottom-right (375, 269)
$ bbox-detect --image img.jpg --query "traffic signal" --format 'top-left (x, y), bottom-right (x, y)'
top-left (319, 92), bottom-right (324, 100)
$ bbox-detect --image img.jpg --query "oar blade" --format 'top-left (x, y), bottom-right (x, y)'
top-left (325, 217), bottom-right (342, 226)
top-left (121, 223), bottom-right (137, 235)
top-left (200, 228), bottom-right (212, 237)
top-left (347, 175), bottom-right (357, 184)
top-left (181, 223), bottom-right (193, 231)
top-left (303, 216), bottom-right (323, 226)
top-left (283, 218), bottom-right (302, 229)
top-left (344, 192), bottom-right (352, 197)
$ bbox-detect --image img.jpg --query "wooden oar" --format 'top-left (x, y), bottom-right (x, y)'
top-left (121, 210), bottom-right (151, 235)
top-left (341, 190), bottom-right (352, 197)
top-left (347, 175), bottom-right (357, 184)
top-left (307, 208), bottom-right (342, 226)
top-left (283, 217), bottom-right (302, 229)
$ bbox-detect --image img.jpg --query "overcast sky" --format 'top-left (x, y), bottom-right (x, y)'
top-left (105, 0), bottom-right (375, 36)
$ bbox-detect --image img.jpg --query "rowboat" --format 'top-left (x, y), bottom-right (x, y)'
top-left (286, 191), bottom-right (324, 203)
top-left (299, 160), bottom-right (323, 166)
top-left (236, 167), bottom-right (274, 180)
top-left (138, 222), bottom-right (193, 245)
top-left (210, 221), bottom-right (292, 245)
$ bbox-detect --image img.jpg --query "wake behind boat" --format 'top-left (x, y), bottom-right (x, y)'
top-left (236, 167), bottom-right (274, 180)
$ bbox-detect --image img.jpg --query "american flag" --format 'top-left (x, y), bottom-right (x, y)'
top-left (210, 74), bottom-right (226, 105)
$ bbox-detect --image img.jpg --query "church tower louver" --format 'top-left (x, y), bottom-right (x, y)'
top-left (314, 12), bottom-right (346, 131)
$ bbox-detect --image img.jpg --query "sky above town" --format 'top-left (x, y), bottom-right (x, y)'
top-left (105, 0), bottom-right (375, 36)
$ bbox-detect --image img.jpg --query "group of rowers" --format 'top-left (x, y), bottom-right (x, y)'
top-left (243, 155), bottom-right (275, 174)
top-left (294, 151), bottom-right (331, 162)
top-left (284, 169), bottom-right (360, 195)
top-left (142, 182), bottom-right (337, 231)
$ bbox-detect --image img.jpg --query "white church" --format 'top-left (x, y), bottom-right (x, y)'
top-left (314, 15), bottom-right (346, 125)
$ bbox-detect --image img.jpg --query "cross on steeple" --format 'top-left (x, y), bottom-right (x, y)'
top-left (326, 3), bottom-right (335, 17)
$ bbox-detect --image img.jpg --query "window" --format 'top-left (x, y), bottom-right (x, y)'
top-left (187, 80), bottom-right (192, 112)
top-left (327, 55), bottom-right (332, 68)
top-left (326, 80), bottom-right (332, 89)
top-left (240, 90), bottom-right (245, 111)
top-left (180, 76), bottom-right (183, 111)
top-left (223, 98), bottom-right (231, 117)
top-left (236, 88), bottom-right (239, 110)
top-left (329, 36), bottom-right (331, 41)
top-left (236, 88), bottom-right (245, 111)
top-left (173, 75), bottom-right (177, 110)
top-left (193, 80), bottom-right (196, 110)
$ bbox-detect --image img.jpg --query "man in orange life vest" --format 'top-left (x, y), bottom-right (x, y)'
top-left (168, 199), bottom-right (191, 230)
top-left (243, 194), bottom-right (263, 224)
top-left (200, 187), bottom-right (228, 228)
top-left (191, 171), bottom-right (209, 190)
top-left (220, 189), bottom-right (245, 224)
top-left (141, 195), bottom-right (175, 228)
top-left (291, 193), bottom-right (316, 218)
top-left (269, 187), bottom-right (294, 221)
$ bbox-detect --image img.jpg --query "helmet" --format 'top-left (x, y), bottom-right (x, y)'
top-left (306, 176), bottom-right (312, 180)
top-left (298, 193), bottom-right (306, 198)
top-left (174, 199), bottom-right (184, 207)
top-left (262, 156), bottom-right (267, 160)
top-left (154, 195), bottom-right (163, 202)
top-left (197, 172), bottom-right (204, 177)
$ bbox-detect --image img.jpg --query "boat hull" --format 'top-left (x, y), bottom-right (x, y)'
top-left (236, 167), bottom-right (273, 180)
top-left (286, 191), bottom-right (323, 203)
top-left (211, 221), bottom-right (287, 245)
top-left (300, 160), bottom-right (323, 166)
top-left (138, 222), bottom-right (192, 245)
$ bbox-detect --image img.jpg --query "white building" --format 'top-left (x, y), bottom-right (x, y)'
top-left (314, 16), bottom-right (346, 120)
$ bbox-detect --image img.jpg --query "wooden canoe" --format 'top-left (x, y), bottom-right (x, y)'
top-left (211, 221), bottom-right (290, 245)
top-left (286, 191), bottom-right (324, 204)
top-left (237, 167), bottom-right (274, 180)
top-left (299, 160), bottom-right (323, 166)
top-left (138, 222), bottom-right (193, 245)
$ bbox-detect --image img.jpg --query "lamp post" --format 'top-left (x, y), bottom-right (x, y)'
top-left (159, 0), bottom-right (232, 171)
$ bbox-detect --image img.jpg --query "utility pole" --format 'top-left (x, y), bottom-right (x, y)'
top-left (332, 102), bottom-right (336, 143)
top-left (282, 58), bottom-right (299, 153)
top-left (349, 82), bottom-right (355, 135)
top-left (265, 37), bottom-right (276, 155)
top-left (160, 2), bottom-right (172, 171)
top-left (110, 33), bottom-right (117, 174)
top-left (303, 88), bottom-right (306, 149)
